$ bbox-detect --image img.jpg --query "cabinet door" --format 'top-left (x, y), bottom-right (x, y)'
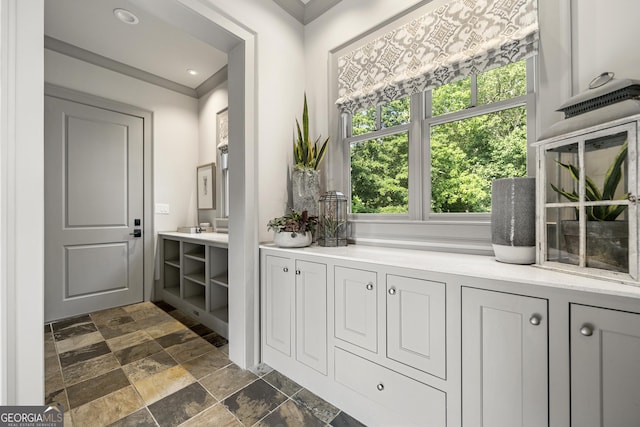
top-left (387, 275), bottom-right (446, 378)
top-left (264, 255), bottom-right (294, 357)
top-left (295, 260), bottom-right (327, 374)
top-left (334, 266), bottom-right (378, 352)
top-left (571, 304), bottom-right (640, 427)
top-left (462, 287), bottom-right (548, 427)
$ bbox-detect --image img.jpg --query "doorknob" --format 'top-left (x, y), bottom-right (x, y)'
top-left (129, 229), bottom-right (142, 238)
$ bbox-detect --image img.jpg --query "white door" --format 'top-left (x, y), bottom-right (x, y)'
top-left (44, 95), bottom-right (144, 322)
top-left (264, 255), bottom-right (294, 357)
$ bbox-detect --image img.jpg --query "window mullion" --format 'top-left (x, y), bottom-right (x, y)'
top-left (408, 93), bottom-right (424, 220)
top-left (470, 74), bottom-right (478, 107)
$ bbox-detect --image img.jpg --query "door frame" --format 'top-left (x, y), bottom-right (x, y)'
top-left (44, 83), bottom-right (155, 305)
top-left (1, 0), bottom-right (259, 403)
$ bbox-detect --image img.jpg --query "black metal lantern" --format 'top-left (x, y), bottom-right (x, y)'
top-left (318, 191), bottom-right (347, 247)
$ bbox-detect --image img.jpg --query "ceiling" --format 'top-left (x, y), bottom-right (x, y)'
top-left (44, 0), bottom-right (228, 92)
top-left (44, 0), bottom-right (341, 96)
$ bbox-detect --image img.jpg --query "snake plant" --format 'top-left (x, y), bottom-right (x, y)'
top-left (293, 94), bottom-right (329, 170)
top-left (550, 140), bottom-right (628, 221)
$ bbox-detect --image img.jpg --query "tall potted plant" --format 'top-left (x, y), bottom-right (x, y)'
top-left (551, 141), bottom-right (628, 271)
top-left (292, 94), bottom-right (329, 216)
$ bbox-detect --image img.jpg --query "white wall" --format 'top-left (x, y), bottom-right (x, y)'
top-left (202, 0), bottom-right (305, 242)
top-left (44, 49), bottom-right (200, 234)
top-left (198, 81), bottom-right (228, 224)
top-left (571, 0), bottom-right (640, 94)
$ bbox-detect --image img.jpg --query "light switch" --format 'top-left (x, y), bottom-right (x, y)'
top-left (155, 203), bottom-right (170, 214)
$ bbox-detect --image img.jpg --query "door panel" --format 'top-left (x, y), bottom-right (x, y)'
top-left (45, 96), bottom-right (144, 322)
top-left (462, 287), bottom-right (548, 427)
top-left (264, 255), bottom-right (294, 356)
top-left (334, 266), bottom-right (378, 352)
top-left (387, 274), bottom-right (446, 378)
top-left (66, 115), bottom-right (128, 227)
top-left (295, 260), bottom-right (327, 374)
top-left (571, 304), bottom-right (640, 427)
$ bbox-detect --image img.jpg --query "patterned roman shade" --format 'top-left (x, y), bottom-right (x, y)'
top-left (336, 0), bottom-right (539, 114)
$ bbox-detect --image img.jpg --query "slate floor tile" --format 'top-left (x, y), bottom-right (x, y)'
top-left (200, 363), bottom-right (258, 401)
top-left (223, 379), bottom-right (287, 426)
top-left (108, 408), bottom-right (157, 427)
top-left (202, 331), bottom-right (229, 347)
top-left (152, 300), bottom-right (176, 312)
top-left (263, 369), bottom-right (303, 397)
top-left (181, 348), bottom-right (230, 379)
top-left (70, 386), bottom-right (143, 427)
top-left (55, 331), bottom-right (104, 354)
top-left (133, 365), bottom-right (196, 405)
top-left (330, 411), bottom-right (367, 427)
top-left (97, 320), bottom-right (141, 340)
top-left (292, 388), bottom-right (340, 423)
top-left (59, 341), bottom-right (110, 369)
top-left (155, 328), bottom-right (198, 348)
top-left (122, 350), bottom-right (177, 383)
top-left (147, 382), bottom-right (216, 427)
top-left (114, 340), bottom-right (163, 365)
top-left (145, 319), bottom-right (186, 339)
top-left (165, 337), bottom-right (213, 363)
top-left (52, 314), bottom-right (92, 332)
top-left (107, 330), bottom-right (152, 352)
top-left (53, 323), bottom-right (98, 341)
top-left (256, 399), bottom-right (326, 427)
top-left (66, 368), bottom-right (129, 409)
top-left (62, 353), bottom-right (120, 386)
top-left (179, 403), bottom-right (242, 427)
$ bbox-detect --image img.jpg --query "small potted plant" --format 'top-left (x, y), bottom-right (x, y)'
top-left (267, 209), bottom-right (318, 248)
top-left (551, 140), bottom-right (628, 271)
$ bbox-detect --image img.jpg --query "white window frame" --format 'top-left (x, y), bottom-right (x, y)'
top-left (342, 58), bottom-right (537, 251)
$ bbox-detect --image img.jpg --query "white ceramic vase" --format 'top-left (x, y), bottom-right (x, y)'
top-left (273, 231), bottom-right (312, 248)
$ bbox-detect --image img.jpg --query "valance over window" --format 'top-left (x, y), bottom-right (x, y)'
top-left (336, 0), bottom-right (539, 114)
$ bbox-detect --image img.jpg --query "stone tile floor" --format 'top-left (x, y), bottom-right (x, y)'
top-left (44, 301), bottom-right (366, 427)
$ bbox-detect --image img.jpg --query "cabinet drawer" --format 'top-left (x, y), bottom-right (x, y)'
top-left (334, 266), bottom-right (378, 352)
top-left (387, 274), bottom-right (446, 378)
top-left (335, 347), bottom-right (446, 426)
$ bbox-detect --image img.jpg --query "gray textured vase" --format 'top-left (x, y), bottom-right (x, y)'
top-left (491, 177), bottom-right (536, 264)
top-left (292, 169), bottom-right (320, 216)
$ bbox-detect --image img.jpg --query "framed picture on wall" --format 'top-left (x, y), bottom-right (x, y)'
top-left (197, 163), bottom-right (216, 209)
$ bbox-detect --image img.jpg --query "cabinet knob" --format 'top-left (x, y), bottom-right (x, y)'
top-left (283, 267), bottom-right (288, 273)
top-left (388, 287), bottom-right (396, 295)
top-left (295, 270), bottom-right (301, 275)
top-left (580, 325), bottom-right (594, 337)
top-left (529, 314), bottom-right (542, 326)
top-left (376, 383), bottom-right (384, 391)
top-left (366, 282), bottom-right (374, 291)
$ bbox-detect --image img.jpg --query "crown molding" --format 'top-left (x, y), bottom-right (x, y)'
top-left (273, 0), bottom-right (342, 24)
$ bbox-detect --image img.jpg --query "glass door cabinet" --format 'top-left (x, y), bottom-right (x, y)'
top-left (536, 116), bottom-right (638, 283)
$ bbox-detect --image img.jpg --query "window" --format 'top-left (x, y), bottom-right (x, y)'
top-left (344, 59), bottom-right (533, 219)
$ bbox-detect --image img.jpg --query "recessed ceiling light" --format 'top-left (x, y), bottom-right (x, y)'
top-left (187, 69), bottom-right (199, 76)
top-left (113, 8), bottom-right (139, 25)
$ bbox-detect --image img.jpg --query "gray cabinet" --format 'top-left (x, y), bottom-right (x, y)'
top-left (263, 254), bottom-right (328, 375)
top-left (158, 233), bottom-right (228, 338)
top-left (570, 304), bottom-right (640, 427)
top-left (462, 287), bottom-right (548, 427)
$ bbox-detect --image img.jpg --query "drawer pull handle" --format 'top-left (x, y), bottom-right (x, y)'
top-left (388, 287), bottom-right (396, 296)
top-left (580, 325), bottom-right (593, 337)
top-left (529, 314), bottom-right (541, 326)
top-left (283, 267), bottom-right (288, 273)
top-left (376, 383), bottom-right (384, 391)
top-left (366, 283), bottom-right (374, 291)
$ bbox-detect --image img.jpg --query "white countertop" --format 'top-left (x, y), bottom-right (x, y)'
top-left (260, 243), bottom-right (640, 300)
top-left (159, 231), bottom-right (228, 246)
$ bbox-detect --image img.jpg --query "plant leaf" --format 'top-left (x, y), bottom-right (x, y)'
top-left (550, 183), bottom-right (579, 202)
top-left (602, 141), bottom-right (628, 200)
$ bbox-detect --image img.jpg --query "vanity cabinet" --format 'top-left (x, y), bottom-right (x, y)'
top-left (158, 233), bottom-right (228, 338)
top-left (461, 287), bottom-right (548, 427)
top-left (570, 304), bottom-right (640, 427)
top-left (263, 254), bottom-right (327, 375)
